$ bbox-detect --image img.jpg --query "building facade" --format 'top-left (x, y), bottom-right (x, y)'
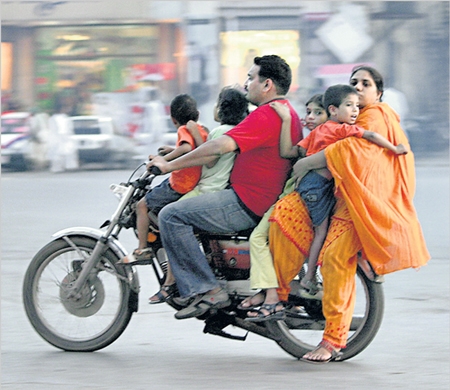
top-left (2, 1), bottom-right (449, 150)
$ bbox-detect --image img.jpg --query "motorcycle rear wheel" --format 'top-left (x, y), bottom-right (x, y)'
top-left (23, 236), bottom-right (134, 352)
top-left (267, 266), bottom-right (384, 361)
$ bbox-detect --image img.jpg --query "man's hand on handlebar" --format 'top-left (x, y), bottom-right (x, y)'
top-left (147, 155), bottom-right (169, 175)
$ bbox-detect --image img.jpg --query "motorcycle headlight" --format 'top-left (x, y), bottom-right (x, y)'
top-left (110, 183), bottom-right (128, 200)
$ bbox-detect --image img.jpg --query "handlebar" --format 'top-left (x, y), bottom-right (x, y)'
top-left (149, 166), bottom-right (162, 176)
top-left (130, 162), bottom-right (162, 189)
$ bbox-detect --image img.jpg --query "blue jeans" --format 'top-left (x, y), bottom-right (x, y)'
top-left (158, 189), bottom-right (259, 298)
top-left (296, 171), bottom-right (336, 226)
top-left (145, 178), bottom-right (182, 215)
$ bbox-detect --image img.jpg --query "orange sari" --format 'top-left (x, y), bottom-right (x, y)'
top-left (269, 102), bottom-right (430, 348)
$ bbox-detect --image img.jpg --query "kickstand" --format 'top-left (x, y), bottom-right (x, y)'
top-left (203, 321), bottom-right (248, 341)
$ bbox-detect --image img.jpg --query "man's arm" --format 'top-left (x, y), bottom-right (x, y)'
top-left (362, 131), bottom-right (409, 155)
top-left (147, 135), bottom-right (238, 174)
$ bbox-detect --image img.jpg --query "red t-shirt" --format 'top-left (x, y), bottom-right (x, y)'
top-left (226, 100), bottom-right (302, 216)
top-left (298, 120), bottom-right (365, 156)
top-left (170, 124), bottom-right (209, 194)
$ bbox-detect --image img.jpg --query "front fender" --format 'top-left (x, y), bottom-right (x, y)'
top-left (52, 227), bottom-right (140, 295)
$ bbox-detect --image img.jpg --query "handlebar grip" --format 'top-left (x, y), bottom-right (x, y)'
top-left (149, 166), bottom-right (162, 176)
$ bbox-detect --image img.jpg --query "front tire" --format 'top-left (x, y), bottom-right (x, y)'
top-left (267, 266), bottom-right (384, 361)
top-left (23, 236), bottom-right (134, 352)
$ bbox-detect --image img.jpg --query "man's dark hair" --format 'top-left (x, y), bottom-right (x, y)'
top-left (254, 55), bottom-right (292, 95)
top-left (323, 84), bottom-right (358, 116)
top-left (217, 87), bottom-right (249, 126)
top-left (170, 94), bottom-right (199, 125)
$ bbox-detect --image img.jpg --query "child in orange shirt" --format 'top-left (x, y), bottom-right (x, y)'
top-left (121, 94), bottom-right (208, 265)
top-left (272, 84), bottom-right (408, 295)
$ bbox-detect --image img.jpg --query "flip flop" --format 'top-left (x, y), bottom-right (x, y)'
top-left (245, 302), bottom-right (286, 323)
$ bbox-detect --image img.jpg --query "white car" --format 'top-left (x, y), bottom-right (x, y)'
top-left (70, 116), bottom-right (137, 168)
top-left (1, 112), bottom-right (48, 171)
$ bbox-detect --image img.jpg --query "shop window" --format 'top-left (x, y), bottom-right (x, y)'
top-left (34, 25), bottom-right (166, 114)
top-left (220, 30), bottom-right (300, 92)
top-left (2, 42), bottom-right (13, 92)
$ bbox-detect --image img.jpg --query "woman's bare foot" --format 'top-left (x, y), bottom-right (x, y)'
top-left (302, 346), bottom-right (332, 361)
top-left (301, 341), bottom-right (342, 364)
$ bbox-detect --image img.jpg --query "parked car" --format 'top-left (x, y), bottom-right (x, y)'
top-left (1, 112), bottom-right (49, 171)
top-left (69, 116), bottom-right (137, 168)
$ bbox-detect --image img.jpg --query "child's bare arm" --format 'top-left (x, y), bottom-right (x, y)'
top-left (186, 120), bottom-right (205, 147)
top-left (270, 101), bottom-right (300, 159)
top-left (362, 131), bottom-right (409, 155)
top-left (161, 142), bottom-right (193, 162)
top-left (157, 146), bottom-right (175, 156)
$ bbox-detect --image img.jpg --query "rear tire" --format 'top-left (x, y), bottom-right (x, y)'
top-left (267, 266), bottom-right (384, 360)
top-left (23, 236), bottom-right (134, 352)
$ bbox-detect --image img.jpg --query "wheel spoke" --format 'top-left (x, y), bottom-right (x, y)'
top-left (23, 237), bottom-right (133, 351)
top-left (267, 266), bottom-right (384, 360)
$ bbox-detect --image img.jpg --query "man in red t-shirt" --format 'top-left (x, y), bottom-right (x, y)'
top-left (148, 55), bottom-right (302, 319)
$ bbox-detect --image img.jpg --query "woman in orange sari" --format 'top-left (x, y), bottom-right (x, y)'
top-left (268, 66), bottom-right (430, 363)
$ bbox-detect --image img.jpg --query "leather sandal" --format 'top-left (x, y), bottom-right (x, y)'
top-left (117, 248), bottom-right (153, 266)
top-left (300, 279), bottom-right (320, 295)
top-left (300, 340), bottom-right (343, 364)
top-left (244, 302), bottom-right (286, 323)
top-left (237, 291), bottom-right (266, 311)
top-left (149, 284), bottom-right (177, 304)
top-left (174, 288), bottom-right (231, 320)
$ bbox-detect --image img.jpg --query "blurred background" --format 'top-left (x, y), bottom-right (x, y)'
top-left (2, 1), bottom-right (449, 171)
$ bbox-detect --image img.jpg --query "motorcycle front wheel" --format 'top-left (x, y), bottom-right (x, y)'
top-left (266, 266), bottom-right (384, 361)
top-left (23, 236), bottom-right (134, 352)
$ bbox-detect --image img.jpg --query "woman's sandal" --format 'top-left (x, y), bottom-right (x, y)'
top-left (300, 340), bottom-right (343, 364)
top-left (244, 302), bottom-right (286, 322)
top-left (117, 248), bottom-right (153, 266)
top-left (300, 279), bottom-right (320, 295)
top-left (149, 284), bottom-right (177, 304)
top-left (237, 291), bottom-right (266, 311)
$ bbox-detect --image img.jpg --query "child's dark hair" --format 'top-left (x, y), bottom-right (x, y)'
top-left (217, 87), bottom-right (249, 126)
top-left (305, 94), bottom-right (325, 109)
top-left (254, 55), bottom-right (292, 95)
top-left (170, 94), bottom-right (199, 125)
top-left (323, 85), bottom-right (358, 116)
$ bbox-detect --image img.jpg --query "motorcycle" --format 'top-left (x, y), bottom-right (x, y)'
top-left (22, 164), bottom-right (385, 360)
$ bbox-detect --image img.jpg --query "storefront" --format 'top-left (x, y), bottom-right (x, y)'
top-left (215, 5), bottom-right (303, 112)
top-left (33, 23), bottom-right (180, 115)
top-left (219, 30), bottom-right (300, 91)
top-left (1, 42), bottom-right (13, 94)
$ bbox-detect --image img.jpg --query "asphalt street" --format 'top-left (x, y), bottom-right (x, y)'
top-left (1, 153), bottom-right (449, 389)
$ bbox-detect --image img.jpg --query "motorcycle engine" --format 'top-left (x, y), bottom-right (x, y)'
top-left (207, 239), bottom-right (250, 281)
